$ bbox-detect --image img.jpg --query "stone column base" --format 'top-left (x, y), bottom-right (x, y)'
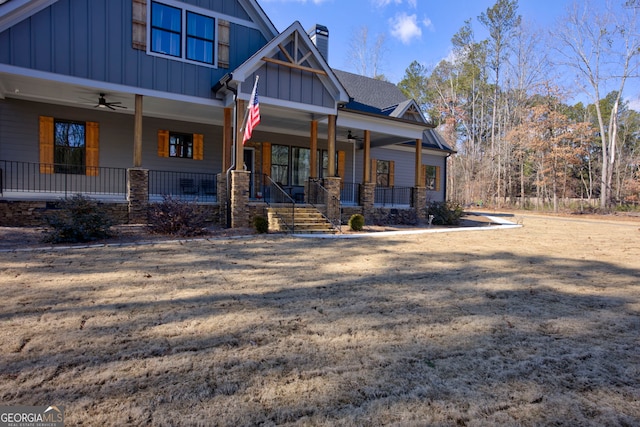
top-left (231, 170), bottom-right (250, 228)
top-left (127, 168), bottom-right (149, 224)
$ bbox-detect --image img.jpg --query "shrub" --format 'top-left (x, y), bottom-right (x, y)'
top-left (253, 216), bottom-right (269, 233)
top-left (348, 213), bottom-right (365, 231)
top-left (148, 196), bottom-right (208, 236)
top-left (426, 201), bottom-right (464, 225)
top-left (43, 194), bottom-right (113, 243)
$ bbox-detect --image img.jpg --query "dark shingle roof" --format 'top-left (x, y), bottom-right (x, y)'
top-left (333, 69), bottom-right (408, 115)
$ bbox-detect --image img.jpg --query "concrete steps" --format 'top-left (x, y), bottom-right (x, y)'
top-left (267, 205), bottom-right (337, 234)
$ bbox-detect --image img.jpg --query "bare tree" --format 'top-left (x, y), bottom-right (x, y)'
top-left (554, 0), bottom-right (640, 208)
top-left (347, 26), bottom-right (388, 79)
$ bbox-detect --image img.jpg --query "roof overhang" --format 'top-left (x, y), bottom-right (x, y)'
top-left (337, 108), bottom-right (431, 147)
top-left (0, 64), bottom-right (226, 125)
top-left (0, 0), bottom-right (58, 33)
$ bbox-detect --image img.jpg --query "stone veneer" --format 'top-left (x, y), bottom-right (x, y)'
top-left (230, 170), bottom-right (251, 228)
top-left (127, 168), bottom-right (149, 224)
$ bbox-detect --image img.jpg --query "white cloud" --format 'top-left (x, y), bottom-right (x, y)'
top-left (422, 16), bottom-right (434, 31)
top-left (389, 12), bottom-right (421, 44)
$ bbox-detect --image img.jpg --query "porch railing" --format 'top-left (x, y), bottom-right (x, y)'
top-left (148, 170), bottom-right (218, 202)
top-left (259, 174), bottom-right (295, 233)
top-left (307, 178), bottom-right (341, 231)
top-left (0, 160), bottom-right (126, 199)
top-left (340, 182), bottom-right (360, 206)
top-left (374, 186), bottom-right (412, 206)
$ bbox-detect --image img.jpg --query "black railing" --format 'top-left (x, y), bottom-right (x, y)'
top-left (259, 174), bottom-right (295, 233)
top-left (307, 178), bottom-right (341, 231)
top-left (341, 182), bottom-right (360, 206)
top-left (374, 186), bottom-right (412, 206)
top-left (148, 170), bottom-right (218, 202)
top-left (0, 160), bottom-right (126, 198)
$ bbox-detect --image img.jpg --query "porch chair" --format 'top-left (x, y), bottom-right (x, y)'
top-left (180, 178), bottom-right (198, 195)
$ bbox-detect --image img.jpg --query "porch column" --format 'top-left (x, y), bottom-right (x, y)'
top-left (133, 94), bottom-right (143, 167)
top-left (323, 176), bottom-right (341, 226)
top-left (222, 107), bottom-right (233, 172)
top-left (327, 114), bottom-right (336, 177)
top-left (413, 138), bottom-right (427, 222)
top-left (310, 120), bottom-right (318, 178)
top-left (360, 182), bottom-right (376, 224)
top-left (230, 170), bottom-right (251, 228)
top-left (362, 130), bottom-right (371, 183)
top-left (415, 138), bottom-right (423, 187)
top-left (127, 168), bottom-right (148, 224)
top-left (235, 99), bottom-right (246, 171)
top-left (217, 173), bottom-right (228, 226)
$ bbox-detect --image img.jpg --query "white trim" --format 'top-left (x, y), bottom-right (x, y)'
top-left (0, 0), bottom-right (58, 33)
top-left (337, 111), bottom-right (426, 140)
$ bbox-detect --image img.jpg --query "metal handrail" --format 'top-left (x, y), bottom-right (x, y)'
top-left (260, 174), bottom-right (296, 233)
top-left (307, 178), bottom-right (341, 232)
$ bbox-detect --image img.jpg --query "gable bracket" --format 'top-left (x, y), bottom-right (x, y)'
top-left (262, 57), bottom-right (328, 76)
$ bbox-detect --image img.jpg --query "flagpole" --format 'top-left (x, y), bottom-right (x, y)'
top-left (240, 75), bottom-right (259, 135)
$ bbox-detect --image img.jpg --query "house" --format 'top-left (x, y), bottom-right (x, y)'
top-left (0, 0), bottom-right (454, 229)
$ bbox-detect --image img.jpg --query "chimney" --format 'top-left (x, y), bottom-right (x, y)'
top-left (308, 24), bottom-right (329, 62)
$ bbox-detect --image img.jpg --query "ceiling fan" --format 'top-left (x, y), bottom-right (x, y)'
top-left (95, 93), bottom-right (126, 110)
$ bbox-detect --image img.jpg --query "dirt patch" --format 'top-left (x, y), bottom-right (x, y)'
top-left (1, 213), bottom-right (639, 425)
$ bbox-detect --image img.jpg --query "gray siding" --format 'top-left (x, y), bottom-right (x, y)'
top-left (0, 98), bottom-right (223, 174)
top-left (0, 0), bottom-right (267, 98)
top-left (352, 146), bottom-right (447, 201)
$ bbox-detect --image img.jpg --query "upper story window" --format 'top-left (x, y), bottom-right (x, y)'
top-left (150, 1), bottom-right (215, 66)
top-left (186, 12), bottom-right (214, 64)
top-left (151, 2), bottom-right (182, 58)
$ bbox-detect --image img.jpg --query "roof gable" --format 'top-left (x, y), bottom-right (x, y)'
top-left (227, 21), bottom-right (349, 108)
top-left (0, 0), bottom-right (58, 33)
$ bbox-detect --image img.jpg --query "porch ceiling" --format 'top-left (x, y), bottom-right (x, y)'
top-left (1, 68), bottom-right (422, 147)
top-left (0, 69), bottom-right (226, 125)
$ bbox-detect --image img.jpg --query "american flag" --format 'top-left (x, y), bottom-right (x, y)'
top-left (243, 76), bottom-right (260, 144)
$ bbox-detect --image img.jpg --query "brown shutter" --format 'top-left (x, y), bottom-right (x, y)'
top-left (132, 0), bottom-right (147, 50)
top-left (39, 116), bottom-right (54, 174)
top-left (370, 158), bottom-right (377, 184)
top-left (157, 130), bottom-right (169, 157)
top-left (435, 166), bottom-right (441, 192)
top-left (86, 121), bottom-right (99, 176)
top-left (421, 165), bottom-right (427, 188)
top-left (337, 150), bottom-right (345, 178)
top-left (193, 133), bottom-right (204, 160)
top-left (262, 142), bottom-right (271, 176)
top-left (389, 160), bottom-right (395, 187)
top-left (218, 20), bottom-right (230, 68)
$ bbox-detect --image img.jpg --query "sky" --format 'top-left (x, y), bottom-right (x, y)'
top-left (258, 0), bottom-right (640, 109)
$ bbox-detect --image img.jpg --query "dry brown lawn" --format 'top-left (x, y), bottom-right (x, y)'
top-left (1, 213), bottom-right (639, 426)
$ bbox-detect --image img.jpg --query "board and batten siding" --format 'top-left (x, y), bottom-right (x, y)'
top-left (0, 0), bottom-right (268, 98)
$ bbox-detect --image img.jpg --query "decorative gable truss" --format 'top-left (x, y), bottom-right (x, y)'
top-left (230, 22), bottom-right (349, 109)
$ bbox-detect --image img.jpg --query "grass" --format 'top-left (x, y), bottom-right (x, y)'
top-left (0, 214), bottom-right (639, 426)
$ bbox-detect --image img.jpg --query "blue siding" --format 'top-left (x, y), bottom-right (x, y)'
top-left (0, 0), bottom-right (268, 99)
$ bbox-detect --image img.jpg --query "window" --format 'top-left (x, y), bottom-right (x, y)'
top-left (169, 132), bottom-right (193, 158)
top-left (376, 160), bottom-right (390, 187)
top-left (151, 2), bottom-right (181, 58)
top-left (150, 1), bottom-right (215, 66)
top-left (425, 165), bottom-right (437, 190)
top-left (292, 147), bottom-right (310, 186)
top-left (186, 11), bottom-right (214, 64)
top-left (271, 144), bottom-right (289, 185)
top-left (54, 120), bottom-right (86, 174)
